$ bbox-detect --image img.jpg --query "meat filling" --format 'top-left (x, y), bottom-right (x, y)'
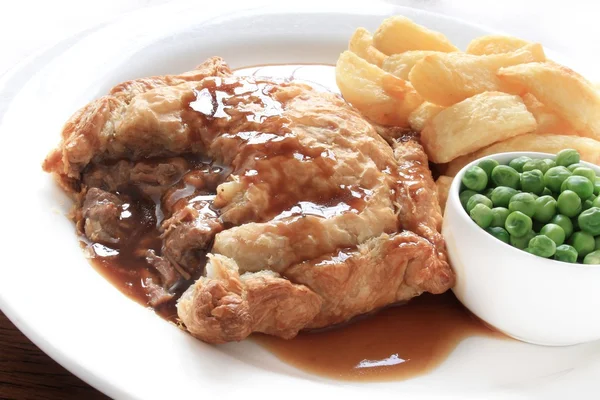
top-left (80, 188), bottom-right (125, 245)
top-left (77, 159), bottom-right (228, 308)
top-left (161, 199), bottom-right (224, 279)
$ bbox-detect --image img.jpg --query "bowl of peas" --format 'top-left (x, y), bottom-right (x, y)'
top-left (443, 149), bottom-right (600, 346)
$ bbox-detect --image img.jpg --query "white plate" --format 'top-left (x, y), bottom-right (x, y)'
top-left (1, 1), bottom-right (600, 399)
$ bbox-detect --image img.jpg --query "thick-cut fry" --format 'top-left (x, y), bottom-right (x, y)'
top-left (382, 50), bottom-right (440, 80)
top-left (446, 134), bottom-right (600, 176)
top-left (335, 51), bottom-right (423, 127)
top-left (409, 43), bottom-right (546, 106)
top-left (497, 62), bottom-right (600, 140)
top-left (435, 176), bottom-right (453, 214)
top-left (348, 27), bottom-right (387, 67)
top-left (466, 35), bottom-right (531, 55)
top-left (408, 102), bottom-right (445, 132)
top-left (421, 92), bottom-right (537, 163)
top-left (373, 16), bottom-right (459, 55)
top-left (521, 93), bottom-right (577, 135)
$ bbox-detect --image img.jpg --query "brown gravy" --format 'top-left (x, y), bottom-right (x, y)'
top-left (84, 239), bottom-right (183, 321)
top-left (79, 63), bottom-right (504, 382)
top-left (254, 292), bottom-right (504, 381)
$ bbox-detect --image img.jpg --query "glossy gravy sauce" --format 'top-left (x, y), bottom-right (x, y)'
top-left (83, 63), bottom-right (503, 382)
top-left (255, 292), bottom-right (503, 381)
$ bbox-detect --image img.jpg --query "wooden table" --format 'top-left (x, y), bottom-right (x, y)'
top-left (0, 311), bottom-right (108, 400)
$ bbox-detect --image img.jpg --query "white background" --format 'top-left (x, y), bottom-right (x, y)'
top-left (1, 0), bottom-right (599, 78)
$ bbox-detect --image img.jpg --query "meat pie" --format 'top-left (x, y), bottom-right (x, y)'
top-left (44, 57), bottom-right (454, 343)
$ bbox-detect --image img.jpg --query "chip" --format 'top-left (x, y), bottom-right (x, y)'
top-left (349, 27), bottom-right (387, 67)
top-left (373, 16), bottom-right (458, 55)
top-left (335, 51), bottom-right (423, 127)
top-left (497, 62), bottom-right (600, 140)
top-left (408, 102), bottom-right (445, 132)
top-left (382, 50), bottom-right (441, 80)
top-left (466, 35), bottom-right (530, 55)
top-left (421, 91), bottom-right (537, 163)
top-left (409, 44), bottom-right (546, 106)
top-left (521, 93), bottom-right (577, 135)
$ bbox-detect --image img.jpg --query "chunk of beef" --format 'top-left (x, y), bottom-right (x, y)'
top-left (130, 158), bottom-right (189, 196)
top-left (161, 200), bottom-right (223, 279)
top-left (80, 188), bottom-right (124, 244)
top-left (82, 160), bottom-right (131, 193)
top-left (144, 277), bottom-right (175, 307)
top-left (83, 157), bottom-right (189, 197)
top-left (145, 249), bottom-right (180, 288)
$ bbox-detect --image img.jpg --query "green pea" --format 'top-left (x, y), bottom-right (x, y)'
top-left (459, 190), bottom-right (478, 210)
top-left (561, 175), bottom-right (594, 199)
top-left (555, 149), bottom-right (580, 167)
top-left (567, 163), bottom-right (584, 172)
top-left (509, 192), bottom-right (537, 217)
top-left (583, 250), bottom-right (600, 264)
top-left (520, 169), bottom-right (545, 195)
top-left (510, 230), bottom-right (536, 249)
top-left (540, 224), bottom-right (566, 246)
top-left (509, 156), bottom-right (532, 173)
top-left (550, 214), bottom-right (574, 238)
top-left (554, 244), bottom-right (578, 263)
top-left (466, 194), bottom-right (493, 214)
top-left (462, 166), bottom-right (488, 191)
top-left (491, 165), bottom-right (520, 189)
top-left (573, 167), bottom-right (596, 183)
top-left (595, 236), bottom-right (600, 250)
top-left (593, 196), bottom-right (600, 209)
top-left (523, 159), bottom-right (550, 174)
top-left (486, 226), bottom-right (510, 244)
top-left (470, 204), bottom-right (493, 228)
top-left (544, 166), bottom-right (572, 193)
top-left (578, 207), bottom-right (600, 236)
top-left (490, 186), bottom-right (518, 208)
top-left (583, 199), bottom-right (594, 211)
top-left (505, 211), bottom-right (533, 237)
top-left (543, 159), bottom-right (556, 169)
top-left (533, 195), bottom-right (557, 223)
top-left (478, 159), bottom-right (499, 178)
top-left (527, 235), bottom-right (556, 258)
top-left (557, 190), bottom-right (582, 217)
top-left (541, 187), bottom-right (553, 196)
top-left (490, 207), bottom-right (510, 228)
top-left (594, 177), bottom-right (600, 196)
top-left (569, 231), bottom-right (595, 258)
